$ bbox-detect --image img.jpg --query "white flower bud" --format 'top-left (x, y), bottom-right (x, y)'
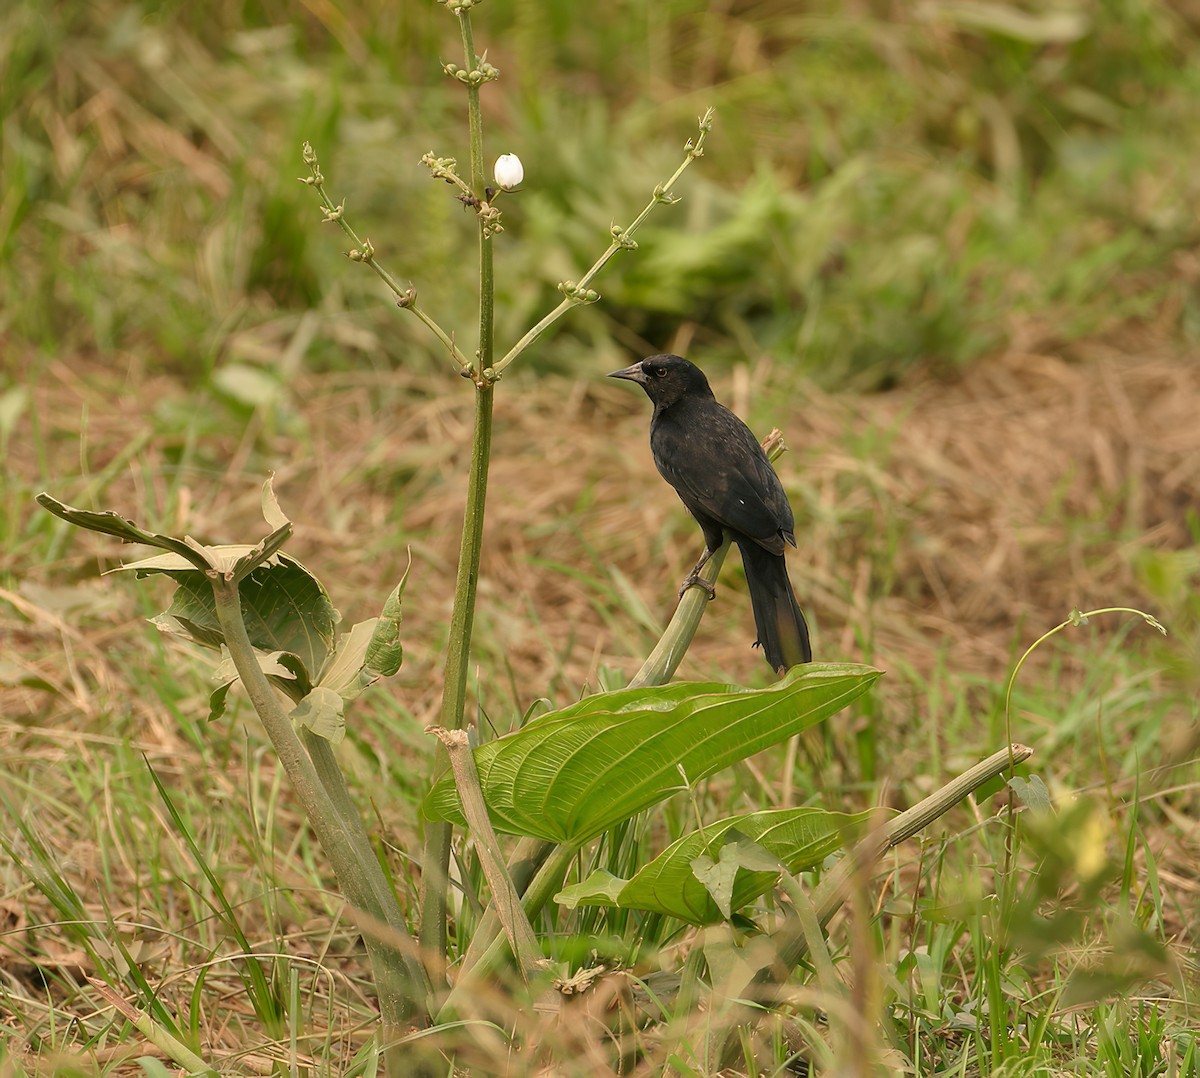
top-left (493, 153), bottom-right (524, 191)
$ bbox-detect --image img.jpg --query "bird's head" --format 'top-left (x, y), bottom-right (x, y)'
top-left (607, 354), bottom-right (715, 408)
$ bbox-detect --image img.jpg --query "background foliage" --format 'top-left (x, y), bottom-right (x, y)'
top-left (3, 0), bottom-right (1199, 1073)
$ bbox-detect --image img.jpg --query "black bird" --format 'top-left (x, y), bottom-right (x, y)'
top-left (609, 354), bottom-right (812, 673)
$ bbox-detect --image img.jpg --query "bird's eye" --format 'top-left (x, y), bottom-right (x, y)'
top-left (654, 367), bottom-right (667, 378)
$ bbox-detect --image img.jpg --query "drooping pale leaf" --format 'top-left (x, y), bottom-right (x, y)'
top-left (291, 686), bottom-right (346, 744)
top-left (150, 602), bottom-right (225, 650)
top-left (555, 805), bottom-right (875, 924)
top-left (423, 664), bottom-right (880, 842)
top-left (316, 618), bottom-right (380, 700)
top-left (260, 475), bottom-right (290, 532)
top-left (37, 492), bottom-right (294, 583)
top-left (35, 493), bottom-right (213, 571)
top-left (313, 567), bottom-right (409, 700)
top-left (115, 548), bottom-right (286, 577)
top-left (205, 649), bottom-right (308, 721)
top-left (691, 832), bottom-right (783, 921)
top-left (215, 647), bottom-right (306, 689)
top-left (1009, 774), bottom-right (1053, 814)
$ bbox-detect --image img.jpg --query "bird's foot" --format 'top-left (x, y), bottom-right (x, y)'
top-left (679, 574), bottom-right (717, 601)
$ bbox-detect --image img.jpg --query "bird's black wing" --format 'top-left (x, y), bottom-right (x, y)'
top-left (650, 398), bottom-right (793, 553)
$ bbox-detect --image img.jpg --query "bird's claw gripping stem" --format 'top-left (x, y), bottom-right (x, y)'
top-left (679, 575), bottom-right (717, 601)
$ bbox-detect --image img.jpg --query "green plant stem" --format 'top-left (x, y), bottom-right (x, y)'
top-left (208, 574), bottom-right (430, 1033)
top-left (458, 9), bottom-right (494, 378)
top-left (430, 726), bottom-right (544, 982)
top-left (627, 543), bottom-right (729, 687)
top-left (420, 380), bottom-right (494, 971)
top-left (438, 840), bottom-right (578, 1020)
top-left (301, 729), bottom-right (417, 936)
top-left (418, 1), bottom-right (497, 976)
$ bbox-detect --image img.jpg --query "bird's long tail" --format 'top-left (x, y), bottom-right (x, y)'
top-left (736, 539), bottom-right (812, 674)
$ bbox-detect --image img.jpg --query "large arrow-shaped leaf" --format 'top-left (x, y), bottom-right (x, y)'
top-left (556, 806), bottom-right (878, 924)
top-left (423, 663), bottom-right (880, 843)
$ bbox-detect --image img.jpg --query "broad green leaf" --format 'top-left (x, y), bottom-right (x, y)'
top-left (556, 806), bottom-right (874, 924)
top-left (555, 870), bottom-right (627, 909)
top-left (423, 664), bottom-right (880, 842)
top-left (207, 680), bottom-right (234, 723)
top-left (363, 569), bottom-right (409, 679)
top-left (144, 563), bottom-right (336, 681)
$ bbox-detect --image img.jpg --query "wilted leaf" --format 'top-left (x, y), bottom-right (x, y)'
top-left (207, 680), bottom-right (234, 722)
top-left (1009, 774), bottom-right (1052, 814)
top-left (291, 686), bottom-right (345, 744)
top-left (317, 619), bottom-right (379, 699)
top-left (363, 568), bottom-right (409, 679)
top-left (35, 493), bottom-right (211, 571)
top-left (260, 475), bottom-right (290, 532)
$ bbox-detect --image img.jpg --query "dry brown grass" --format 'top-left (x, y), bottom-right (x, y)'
top-left (4, 337), bottom-right (1199, 1071)
top-left (10, 337), bottom-right (1198, 721)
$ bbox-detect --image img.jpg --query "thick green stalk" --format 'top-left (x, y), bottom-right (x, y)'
top-left (209, 575), bottom-right (430, 1031)
top-left (420, 382), bottom-right (493, 968)
top-left (439, 840), bottom-right (578, 1019)
top-left (626, 542), bottom-right (729, 688)
top-left (419, 2), bottom-right (496, 973)
top-left (458, 10), bottom-right (494, 375)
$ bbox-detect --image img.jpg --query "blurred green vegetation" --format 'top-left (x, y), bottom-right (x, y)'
top-left (4, 0), bottom-right (1200, 390)
top-left (4, 3), bottom-right (1200, 1071)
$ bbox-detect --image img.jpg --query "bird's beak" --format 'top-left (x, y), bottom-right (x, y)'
top-left (607, 363), bottom-right (648, 384)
